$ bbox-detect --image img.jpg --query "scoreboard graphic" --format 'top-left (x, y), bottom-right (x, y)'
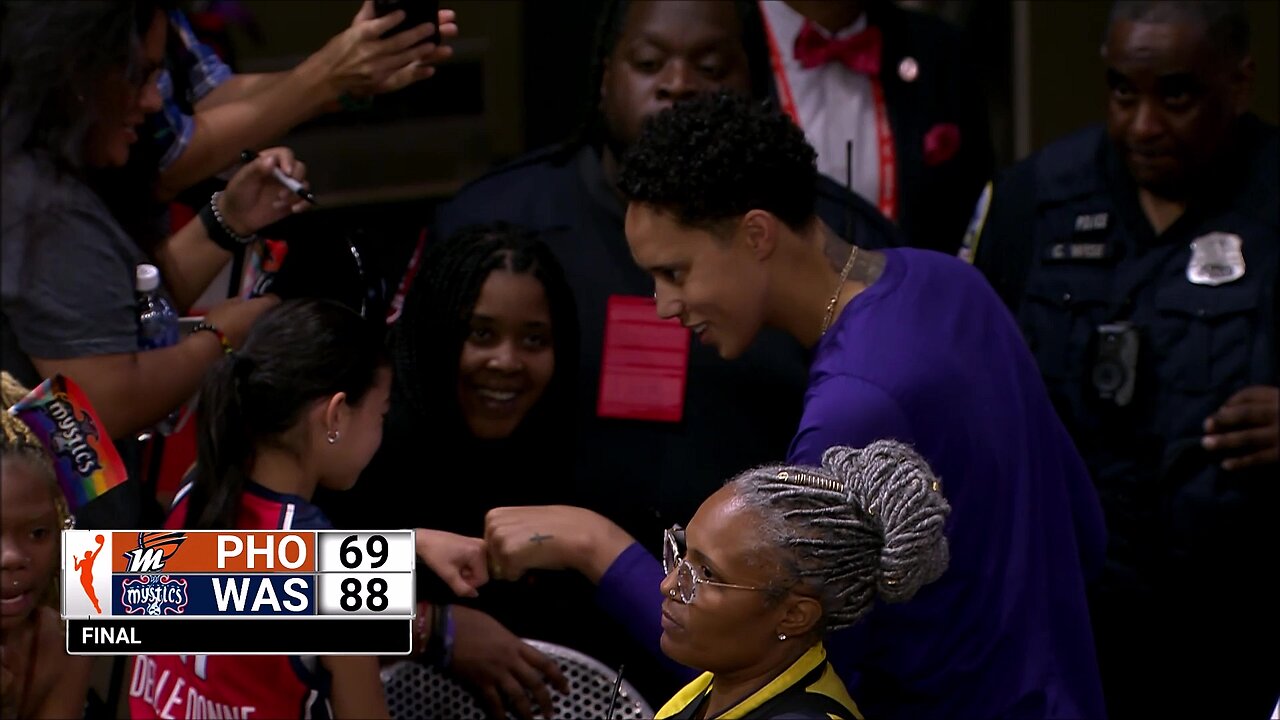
top-left (61, 530), bottom-right (416, 655)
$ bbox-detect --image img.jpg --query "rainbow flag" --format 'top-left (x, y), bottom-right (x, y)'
top-left (7, 375), bottom-right (128, 513)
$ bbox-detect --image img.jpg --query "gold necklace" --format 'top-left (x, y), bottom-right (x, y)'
top-left (821, 246), bottom-right (859, 336)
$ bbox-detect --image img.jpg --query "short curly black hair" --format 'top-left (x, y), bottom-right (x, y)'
top-left (617, 91), bottom-right (818, 232)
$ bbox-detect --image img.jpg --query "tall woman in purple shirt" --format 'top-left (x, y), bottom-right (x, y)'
top-left (484, 92), bottom-right (1107, 720)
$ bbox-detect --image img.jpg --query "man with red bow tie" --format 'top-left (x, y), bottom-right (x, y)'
top-left (759, 1), bottom-right (994, 254)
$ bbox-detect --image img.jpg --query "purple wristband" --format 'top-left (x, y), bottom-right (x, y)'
top-left (441, 605), bottom-right (456, 668)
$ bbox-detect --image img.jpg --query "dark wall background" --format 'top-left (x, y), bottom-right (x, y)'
top-left (219, 0), bottom-right (1277, 199)
top-left (202, 0), bottom-right (1276, 308)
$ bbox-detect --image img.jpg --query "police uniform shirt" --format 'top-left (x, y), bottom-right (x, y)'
top-left (967, 113), bottom-right (1280, 717)
top-left (969, 114), bottom-right (1278, 574)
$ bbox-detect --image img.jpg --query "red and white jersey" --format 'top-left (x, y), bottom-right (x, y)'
top-left (129, 481), bottom-right (334, 720)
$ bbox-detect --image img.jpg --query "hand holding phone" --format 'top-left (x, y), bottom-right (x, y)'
top-left (373, 0), bottom-right (441, 45)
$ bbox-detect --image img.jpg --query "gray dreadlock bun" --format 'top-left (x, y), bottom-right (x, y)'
top-left (821, 441), bottom-right (950, 605)
top-left (728, 440), bottom-right (950, 632)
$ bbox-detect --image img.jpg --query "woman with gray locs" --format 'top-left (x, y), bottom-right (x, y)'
top-left (495, 440), bottom-right (952, 720)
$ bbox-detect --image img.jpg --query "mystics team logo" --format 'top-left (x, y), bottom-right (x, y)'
top-left (120, 575), bottom-right (189, 615)
top-left (46, 396), bottom-right (103, 477)
top-left (122, 531), bottom-right (188, 574)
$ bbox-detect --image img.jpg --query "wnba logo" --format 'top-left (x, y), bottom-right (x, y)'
top-left (64, 531), bottom-right (113, 617)
top-left (122, 531), bottom-right (188, 573)
top-left (73, 534), bottom-right (106, 613)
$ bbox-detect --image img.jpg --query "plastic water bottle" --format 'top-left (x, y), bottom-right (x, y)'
top-left (136, 264), bottom-right (179, 349)
top-left (136, 264), bottom-right (181, 434)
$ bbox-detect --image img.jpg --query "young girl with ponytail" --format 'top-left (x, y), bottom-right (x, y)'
top-left (129, 299), bottom-right (487, 719)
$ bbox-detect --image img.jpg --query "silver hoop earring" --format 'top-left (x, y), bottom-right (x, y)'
top-left (777, 633), bottom-right (787, 641)
top-left (326, 430), bottom-right (340, 444)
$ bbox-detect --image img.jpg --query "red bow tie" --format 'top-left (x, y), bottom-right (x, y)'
top-left (793, 22), bottom-right (882, 76)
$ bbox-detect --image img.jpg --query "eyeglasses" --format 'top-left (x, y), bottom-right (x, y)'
top-left (662, 525), bottom-right (768, 604)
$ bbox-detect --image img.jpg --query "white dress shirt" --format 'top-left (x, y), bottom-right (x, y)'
top-left (760, 1), bottom-right (883, 209)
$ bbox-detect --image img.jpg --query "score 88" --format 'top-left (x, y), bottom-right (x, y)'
top-left (318, 572), bottom-right (413, 615)
top-left (317, 532), bottom-right (415, 615)
top-left (342, 576), bottom-right (387, 611)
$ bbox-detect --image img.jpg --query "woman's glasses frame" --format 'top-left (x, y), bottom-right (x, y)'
top-left (662, 525), bottom-right (768, 604)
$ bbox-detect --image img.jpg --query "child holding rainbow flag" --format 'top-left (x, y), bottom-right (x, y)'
top-left (1, 371), bottom-right (94, 718)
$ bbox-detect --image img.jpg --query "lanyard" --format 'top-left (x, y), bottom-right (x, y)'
top-left (758, 1), bottom-right (898, 221)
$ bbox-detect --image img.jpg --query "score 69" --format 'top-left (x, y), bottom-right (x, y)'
top-left (317, 531), bottom-right (415, 573)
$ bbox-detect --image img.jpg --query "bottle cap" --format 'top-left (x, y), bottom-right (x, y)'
top-left (135, 264), bottom-right (160, 293)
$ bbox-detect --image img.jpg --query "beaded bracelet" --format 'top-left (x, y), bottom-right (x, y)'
top-left (190, 321), bottom-right (233, 355)
top-left (200, 191), bottom-right (257, 251)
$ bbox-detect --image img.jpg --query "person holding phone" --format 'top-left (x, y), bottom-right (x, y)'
top-left (375, 0), bottom-right (442, 46)
top-left (142, 0), bottom-right (458, 202)
top-left (2, 0), bottom-right (322, 536)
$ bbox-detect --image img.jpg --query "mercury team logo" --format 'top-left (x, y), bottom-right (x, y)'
top-left (122, 531), bottom-right (188, 573)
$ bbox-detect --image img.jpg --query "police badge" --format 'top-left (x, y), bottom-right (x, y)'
top-left (1186, 232), bottom-right (1246, 286)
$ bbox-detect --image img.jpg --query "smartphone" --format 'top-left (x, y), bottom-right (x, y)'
top-left (373, 0), bottom-right (441, 45)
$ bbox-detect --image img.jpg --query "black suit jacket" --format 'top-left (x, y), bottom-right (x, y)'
top-left (874, 2), bottom-right (993, 254)
top-left (789, 2), bottom-right (994, 255)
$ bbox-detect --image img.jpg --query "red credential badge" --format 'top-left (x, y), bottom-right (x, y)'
top-left (597, 296), bottom-right (690, 422)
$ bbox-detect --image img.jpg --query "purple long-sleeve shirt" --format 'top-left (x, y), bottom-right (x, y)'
top-left (597, 248), bottom-right (1107, 720)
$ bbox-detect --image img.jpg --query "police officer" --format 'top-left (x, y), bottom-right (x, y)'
top-left (964, 2), bottom-right (1278, 718)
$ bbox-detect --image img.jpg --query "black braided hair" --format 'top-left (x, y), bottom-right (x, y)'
top-left (391, 223), bottom-right (579, 447)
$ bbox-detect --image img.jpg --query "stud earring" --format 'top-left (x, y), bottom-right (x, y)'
top-left (777, 633), bottom-right (787, 641)
top-left (326, 430), bottom-right (340, 444)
